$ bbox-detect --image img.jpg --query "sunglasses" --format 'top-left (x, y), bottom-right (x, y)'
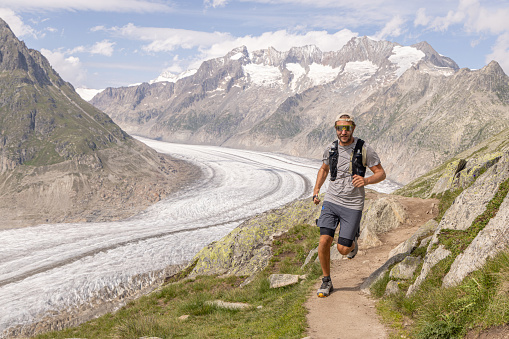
top-left (335, 125), bottom-right (353, 131)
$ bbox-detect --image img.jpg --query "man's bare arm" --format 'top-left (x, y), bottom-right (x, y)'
top-left (313, 163), bottom-right (329, 204)
top-left (351, 163), bottom-right (386, 187)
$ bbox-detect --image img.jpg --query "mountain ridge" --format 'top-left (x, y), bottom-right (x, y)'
top-left (90, 37), bottom-right (481, 185)
top-left (0, 18), bottom-right (198, 228)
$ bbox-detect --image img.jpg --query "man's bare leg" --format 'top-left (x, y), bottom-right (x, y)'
top-left (318, 234), bottom-right (334, 276)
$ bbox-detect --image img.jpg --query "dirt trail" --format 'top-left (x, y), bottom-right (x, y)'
top-left (305, 193), bottom-right (439, 339)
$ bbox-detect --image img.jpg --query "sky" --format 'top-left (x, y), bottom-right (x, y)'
top-left (0, 0), bottom-right (508, 91)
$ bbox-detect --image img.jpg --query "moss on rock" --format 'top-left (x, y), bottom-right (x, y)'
top-left (189, 197), bottom-right (321, 277)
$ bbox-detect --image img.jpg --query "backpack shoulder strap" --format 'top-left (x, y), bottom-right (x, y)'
top-left (350, 138), bottom-right (367, 177)
top-left (328, 140), bottom-right (339, 181)
top-left (355, 139), bottom-right (366, 167)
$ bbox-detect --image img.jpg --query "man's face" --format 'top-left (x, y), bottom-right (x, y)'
top-left (335, 121), bottom-right (355, 145)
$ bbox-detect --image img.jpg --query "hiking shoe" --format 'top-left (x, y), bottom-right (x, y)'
top-left (346, 237), bottom-right (358, 259)
top-left (317, 277), bottom-right (333, 298)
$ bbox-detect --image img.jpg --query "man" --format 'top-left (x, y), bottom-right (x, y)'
top-left (313, 113), bottom-right (386, 298)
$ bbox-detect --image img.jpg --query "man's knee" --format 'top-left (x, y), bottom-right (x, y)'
top-left (337, 244), bottom-right (352, 255)
top-left (319, 235), bottom-right (333, 249)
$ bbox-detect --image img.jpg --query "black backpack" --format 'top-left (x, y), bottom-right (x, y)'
top-left (329, 138), bottom-right (366, 181)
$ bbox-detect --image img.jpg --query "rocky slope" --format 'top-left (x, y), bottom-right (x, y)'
top-left (360, 125), bottom-right (509, 330)
top-left (0, 18), bottom-right (198, 228)
top-left (91, 37), bottom-right (509, 184)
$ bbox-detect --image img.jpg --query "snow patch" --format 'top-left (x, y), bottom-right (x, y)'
top-left (389, 46), bottom-right (425, 77)
top-left (285, 63), bottom-right (306, 91)
top-left (344, 60), bottom-right (378, 77)
top-left (230, 52), bottom-right (244, 61)
top-left (243, 64), bottom-right (283, 86)
top-left (150, 69), bottom-right (197, 84)
top-left (307, 63), bottom-right (340, 86)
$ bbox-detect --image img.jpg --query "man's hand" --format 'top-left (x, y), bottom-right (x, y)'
top-left (313, 194), bottom-right (321, 205)
top-left (352, 175), bottom-right (367, 187)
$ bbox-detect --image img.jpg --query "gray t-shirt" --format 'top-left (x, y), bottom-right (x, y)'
top-left (322, 137), bottom-right (381, 211)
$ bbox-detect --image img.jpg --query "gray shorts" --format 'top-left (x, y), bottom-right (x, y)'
top-left (317, 201), bottom-right (362, 247)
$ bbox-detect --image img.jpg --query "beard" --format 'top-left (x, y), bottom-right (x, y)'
top-left (339, 134), bottom-right (353, 145)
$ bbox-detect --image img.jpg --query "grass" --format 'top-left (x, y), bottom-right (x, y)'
top-left (34, 222), bottom-right (322, 339)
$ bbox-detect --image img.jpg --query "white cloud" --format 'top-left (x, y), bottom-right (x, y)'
top-left (373, 15), bottom-right (405, 40)
top-left (202, 29), bottom-right (356, 61)
top-left (98, 23), bottom-right (357, 72)
top-left (40, 48), bottom-right (87, 87)
top-left (411, 0), bottom-right (509, 74)
top-left (414, 8), bottom-right (430, 26)
top-left (0, 7), bottom-right (38, 37)
top-left (0, 0), bottom-right (173, 13)
top-left (486, 32), bottom-right (509, 75)
top-left (417, 0), bottom-right (509, 34)
top-left (102, 23), bottom-right (356, 55)
top-left (90, 40), bottom-right (115, 56)
top-left (95, 23), bottom-right (232, 52)
top-left (204, 0), bottom-right (229, 8)
top-left (69, 40), bottom-right (115, 56)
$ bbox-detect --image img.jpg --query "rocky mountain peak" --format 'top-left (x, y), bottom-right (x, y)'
top-left (481, 60), bottom-right (506, 75)
top-left (0, 17), bottom-right (56, 87)
top-left (284, 45), bottom-right (323, 67)
top-left (411, 41), bottom-right (459, 70)
top-left (336, 36), bottom-right (396, 66)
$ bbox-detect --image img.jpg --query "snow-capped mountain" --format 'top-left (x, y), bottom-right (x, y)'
top-left (91, 36), bottom-right (509, 184)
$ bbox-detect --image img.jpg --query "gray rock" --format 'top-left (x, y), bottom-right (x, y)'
top-left (360, 197), bottom-right (407, 249)
top-left (269, 274), bottom-right (300, 288)
top-left (406, 245), bottom-right (451, 296)
top-left (431, 159), bottom-right (467, 195)
top-left (442, 193), bottom-right (509, 288)
top-left (384, 280), bottom-right (400, 296)
top-left (431, 155), bottom-right (509, 246)
top-left (360, 252), bottom-right (409, 295)
top-left (330, 248), bottom-right (343, 261)
top-left (454, 153), bottom-right (503, 190)
top-left (205, 300), bottom-right (252, 310)
top-left (419, 236), bottom-right (432, 248)
top-left (388, 219), bottom-right (438, 259)
top-left (302, 247), bottom-right (318, 268)
top-left (390, 256), bottom-right (422, 280)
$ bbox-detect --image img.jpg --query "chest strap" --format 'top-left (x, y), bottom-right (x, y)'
top-left (328, 139), bottom-right (366, 181)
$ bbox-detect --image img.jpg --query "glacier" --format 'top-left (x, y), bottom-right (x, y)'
top-left (0, 138), bottom-right (400, 335)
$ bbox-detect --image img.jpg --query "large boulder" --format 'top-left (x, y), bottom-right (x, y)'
top-left (454, 152), bottom-right (503, 190)
top-left (360, 197), bottom-right (407, 248)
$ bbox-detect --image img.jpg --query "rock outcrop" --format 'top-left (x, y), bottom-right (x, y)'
top-left (189, 198), bottom-right (321, 277)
